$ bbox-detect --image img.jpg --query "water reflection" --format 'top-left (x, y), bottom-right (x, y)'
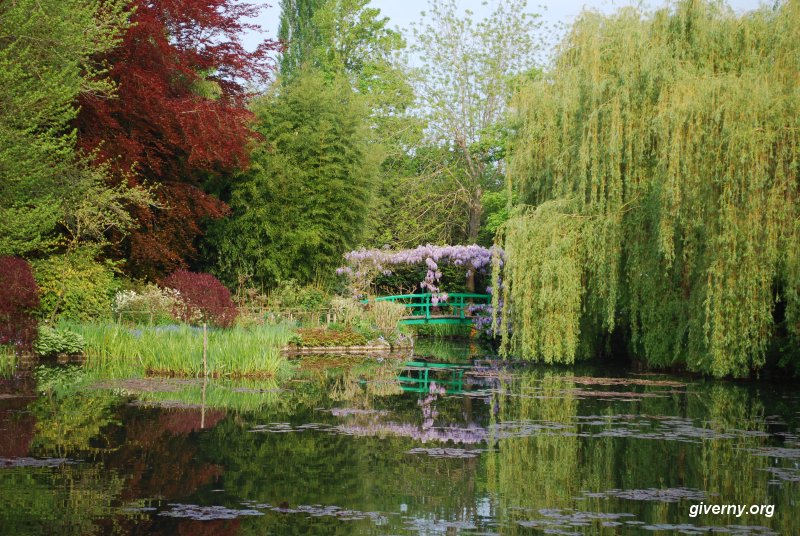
top-left (0, 350), bottom-right (797, 535)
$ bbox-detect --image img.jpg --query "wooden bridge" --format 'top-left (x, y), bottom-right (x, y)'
top-left (365, 293), bottom-right (491, 325)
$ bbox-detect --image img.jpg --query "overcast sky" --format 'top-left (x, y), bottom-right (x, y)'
top-left (245, 0), bottom-right (767, 61)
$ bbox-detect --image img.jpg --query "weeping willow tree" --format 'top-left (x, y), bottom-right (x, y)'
top-left (495, 0), bottom-right (800, 377)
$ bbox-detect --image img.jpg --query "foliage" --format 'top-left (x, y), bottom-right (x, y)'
top-left (0, 0), bottom-right (148, 258)
top-left (338, 244), bottom-right (496, 297)
top-left (161, 270), bottom-right (238, 328)
top-left (0, 256), bottom-right (40, 350)
top-left (34, 326), bottom-right (86, 357)
top-left (278, 0), bottom-right (325, 78)
top-left (73, 322), bottom-right (292, 378)
top-left (267, 280), bottom-right (330, 311)
top-left (76, 0), bottom-right (279, 279)
top-left (365, 301), bottom-right (407, 337)
top-left (207, 69), bottom-right (378, 288)
top-left (407, 0), bottom-right (542, 243)
top-left (112, 285), bottom-right (182, 324)
top-left (33, 248), bottom-right (119, 322)
top-left (498, 0), bottom-right (800, 377)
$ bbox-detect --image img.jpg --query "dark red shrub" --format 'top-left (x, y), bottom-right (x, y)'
top-left (161, 270), bottom-right (238, 327)
top-left (0, 257), bottom-right (40, 350)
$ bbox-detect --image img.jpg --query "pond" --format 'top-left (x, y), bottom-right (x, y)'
top-left (1, 340), bottom-right (798, 535)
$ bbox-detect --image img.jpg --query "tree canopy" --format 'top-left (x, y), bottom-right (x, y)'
top-left (206, 69), bottom-right (377, 288)
top-left (495, 0), bottom-right (800, 377)
top-left (76, 0), bottom-right (279, 279)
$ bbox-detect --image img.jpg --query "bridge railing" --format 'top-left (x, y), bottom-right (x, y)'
top-left (364, 293), bottom-right (490, 322)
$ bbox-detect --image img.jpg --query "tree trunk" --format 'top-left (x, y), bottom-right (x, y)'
top-left (465, 189), bottom-right (483, 293)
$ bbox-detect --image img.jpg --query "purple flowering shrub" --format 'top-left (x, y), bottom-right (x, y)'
top-left (337, 244), bottom-right (501, 298)
top-left (337, 245), bottom-right (510, 338)
top-left (161, 270), bottom-right (238, 328)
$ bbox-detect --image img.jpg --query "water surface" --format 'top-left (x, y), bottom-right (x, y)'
top-left (1, 343), bottom-right (798, 534)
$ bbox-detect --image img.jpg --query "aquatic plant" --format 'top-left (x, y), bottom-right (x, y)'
top-left (71, 322), bottom-right (292, 378)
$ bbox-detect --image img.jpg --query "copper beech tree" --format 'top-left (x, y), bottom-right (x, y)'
top-left (77, 0), bottom-right (280, 279)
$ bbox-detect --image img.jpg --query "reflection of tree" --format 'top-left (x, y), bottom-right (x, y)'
top-left (1, 377), bottom-right (126, 535)
top-left (688, 384), bottom-right (797, 534)
top-left (486, 370), bottom-right (580, 531)
top-left (31, 391), bottom-right (119, 457)
top-left (0, 464), bottom-right (127, 536)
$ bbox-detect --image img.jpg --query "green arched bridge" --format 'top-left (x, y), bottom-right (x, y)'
top-left (364, 293), bottom-right (491, 325)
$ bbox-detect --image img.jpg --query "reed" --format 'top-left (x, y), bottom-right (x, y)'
top-left (67, 322), bottom-right (294, 378)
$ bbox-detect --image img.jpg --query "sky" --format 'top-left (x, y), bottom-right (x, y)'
top-left (243, 0), bottom-right (768, 60)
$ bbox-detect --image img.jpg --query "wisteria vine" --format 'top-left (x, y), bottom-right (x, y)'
top-left (337, 244), bottom-right (500, 298)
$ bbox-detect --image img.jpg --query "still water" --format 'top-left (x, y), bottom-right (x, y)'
top-left (1, 341), bottom-right (798, 535)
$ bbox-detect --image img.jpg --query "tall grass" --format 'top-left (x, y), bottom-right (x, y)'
top-left (68, 322), bottom-right (294, 378)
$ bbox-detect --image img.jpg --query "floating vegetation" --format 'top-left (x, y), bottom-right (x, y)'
top-left (406, 447), bottom-right (485, 459)
top-left (761, 467), bottom-right (800, 483)
top-left (158, 504), bottom-right (263, 520)
top-left (238, 501), bottom-right (388, 523)
top-left (517, 509), bottom-right (636, 532)
top-left (0, 457), bottom-right (75, 468)
top-left (637, 523), bottom-right (777, 535)
top-left (322, 408), bottom-right (389, 417)
top-left (564, 376), bottom-right (687, 388)
top-left (747, 448), bottom-right (800, 459)
top-left (518, 510), bottom-right (779, 535)
top-left (580, 487), bottom-right (712, 503)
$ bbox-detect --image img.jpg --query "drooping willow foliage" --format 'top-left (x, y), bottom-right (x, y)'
top-left (495, 0), bottom-right (800, 377)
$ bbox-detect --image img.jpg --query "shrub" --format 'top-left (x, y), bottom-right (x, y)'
top-left (0, 256), bottom-right (40, 350)
top-left (34, 325), bottom-right (86, 357)
top-left (113, 284), bottom-right (181, 324)
top-left (367, 300), bottom-right (407, 336)
top-left (267, 279), bottom-right (330, 311)
top-left (34, 248), bottom-right (119, 321)
top-left (161, 270), bottom-right (238, 327)
top-left (329, 296), bottom-right (366, 326)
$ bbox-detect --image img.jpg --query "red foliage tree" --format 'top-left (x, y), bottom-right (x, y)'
top-left (77, 0), bottom-right (279, 279)
top-left (0, 257), bottom-right (40, 350)
top-left (161, 270), bottom-right (238, 327)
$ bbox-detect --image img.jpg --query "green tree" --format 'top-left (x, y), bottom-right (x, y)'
top-left (407, 0), bottom-right (541, 244)
top-left (496, 0), bottom-right (800, 377)
top-left (278, 0), bottom-right (326, 77)
top-left (0, 0), bottom-right (145, 258)
top-left (207, 69), bottom-right (378, 287)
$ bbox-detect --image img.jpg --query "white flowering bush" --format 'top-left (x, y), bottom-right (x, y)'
top-left (113, 285), bottom-right (183, 324)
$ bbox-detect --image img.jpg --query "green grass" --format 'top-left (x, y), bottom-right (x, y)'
top-left (0, 346), bottom-right (17, 378)
top-left (67, 322), bottom-right (294, 379)
top-left (410, 323), bottom-right (473, 338)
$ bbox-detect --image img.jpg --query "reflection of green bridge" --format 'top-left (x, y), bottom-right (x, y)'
top-left (366, 293), bottom-right (491, 325)
top-left (398, 361), bottom-right (469, 394)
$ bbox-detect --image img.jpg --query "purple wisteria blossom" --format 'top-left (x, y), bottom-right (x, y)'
top-left (338, 244), bottom-right (503, 296)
